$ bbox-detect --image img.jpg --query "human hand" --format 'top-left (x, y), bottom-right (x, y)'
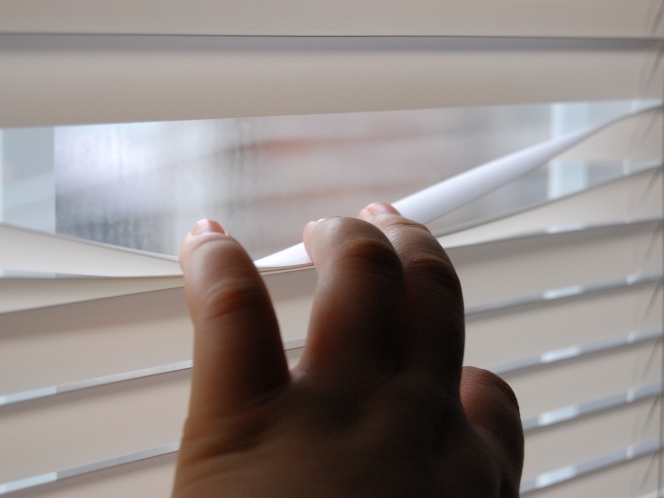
top-left (172, 203), bottom-right (523, 498)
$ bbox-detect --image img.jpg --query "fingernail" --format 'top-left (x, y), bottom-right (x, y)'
top-left (306, 217), bottom-right (331, 225)
top-left (365, 202), bottom-right (399, 215)
top-left (305, 217), bottom-right (337, 233)
top-left (190, 219), bottom-right (227, 236)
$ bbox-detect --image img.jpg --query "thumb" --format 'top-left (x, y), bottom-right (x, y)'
top-left (460, 366), bottom-right (524, 497)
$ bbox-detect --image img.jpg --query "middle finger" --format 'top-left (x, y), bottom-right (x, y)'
top-left (359, 203), bottom-right (465, 392)
top-left (299, 217), bottom-right (405, 391)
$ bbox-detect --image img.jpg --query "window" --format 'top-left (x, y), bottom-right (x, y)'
top-left (0, 3), bottom-right (662, 496)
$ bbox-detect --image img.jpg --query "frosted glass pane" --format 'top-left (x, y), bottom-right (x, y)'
top-left (3, 100), bottom-right (655, 260)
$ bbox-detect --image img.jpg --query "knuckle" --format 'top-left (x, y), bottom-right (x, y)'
top-left (197, 276), bottom-right (268, 325)
top-left (335, 235), bottom-right (403, 278)
top-left (385, 218), bottom-right (431, 235)
top-left (380, 220), bottom-right (463, 300)
top-left (468, 368), bottom-right (520, 413)
top-left (407, 252), bottom-right (463, 299)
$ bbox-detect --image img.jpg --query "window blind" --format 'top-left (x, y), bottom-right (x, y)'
top-left (1, 4), bottom-right (663, 497)
top-left (0, 0), bottom-right (661, 38)
top-left (0, 35), bottom-right (662, 128)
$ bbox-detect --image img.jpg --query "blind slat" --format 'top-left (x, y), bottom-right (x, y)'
top-left (0, 276), bottom-right (183, 314)
top-left (0, 453), bottom-right (177, 498)
top-left (503, 340), bottom-right (661, 419)
top-left (4, 389), bottom-right (658, 494)
top-left (0, 288), bottom-right (191, 396)
top-left (0, 372), bottom-right (189, 484)
top-left (521, 451), bottom-right (656, 497)
top-left (0, 224), bottom-right (180, 277)
top-left (1, 36), bottom-right (661, 128)
top-left (0, 0), bottom-right (660, 39)
top-left (524, 397), bottom-right (660, 480)
top-left (5, 438), bottom-right (657, 498)
top-left (465, 281), bottom-right (662, 369)
top-left (0, 278), bottom-right (310, 397)
top-left (439, 166), bottom-right (663, 248)
top-left (556, 109), bottom-right (662, 162)
top-left (449, 220), bottom-right (662, 307)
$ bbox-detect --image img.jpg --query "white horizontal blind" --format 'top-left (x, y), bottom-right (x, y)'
top-left (0, 36), bottom-right (661, 128)
top-left (1, 164), bottom-right (662, 496)
top-left (0, 0), bottom-right (660, 38)
top-left (1, 4), bottom-right (663, 497)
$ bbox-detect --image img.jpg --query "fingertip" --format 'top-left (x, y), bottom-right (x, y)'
top-left (461, 367), bottom-right (520, 414)
top-left (190, 219), bottom-right (227, 236)
top-left (358, 202), bottom-right (401, 221)
top-left (302, 217), bottom-right (340, 261)
top-left (303, 219), bottom-right (319, 236)
top-left (179, 219), bottom-right (231, 267)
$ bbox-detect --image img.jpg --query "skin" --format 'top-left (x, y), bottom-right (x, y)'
top-left (172, 202), bottom-right (524, 498)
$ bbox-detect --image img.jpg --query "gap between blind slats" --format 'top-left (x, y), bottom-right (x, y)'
top-left (0, 0), bottom-right (661, 38)
top-left (0, 36), bottom-right (662, 128)
top-left (1, 113), bottom-right (660, 280)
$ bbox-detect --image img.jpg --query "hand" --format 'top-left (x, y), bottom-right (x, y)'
top-left (172, 203), bottom-right (523, 498)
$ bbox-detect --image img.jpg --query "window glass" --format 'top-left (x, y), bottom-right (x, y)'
top-left (0, 100), bottom-right (654, 259)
